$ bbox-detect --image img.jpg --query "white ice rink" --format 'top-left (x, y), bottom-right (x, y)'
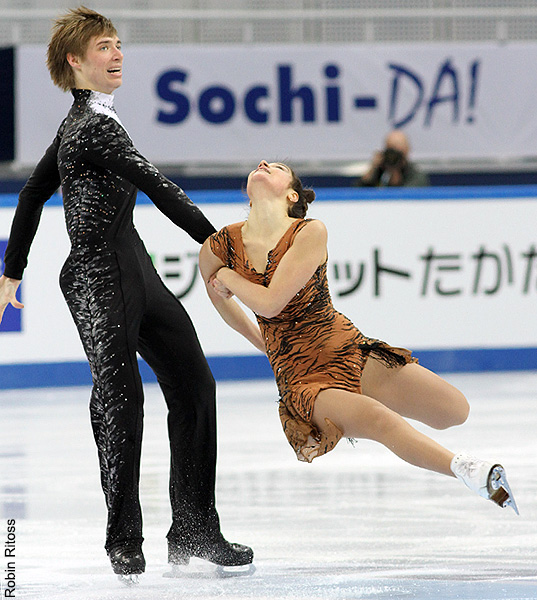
top-left (1, 371), bottom-right (536, 600)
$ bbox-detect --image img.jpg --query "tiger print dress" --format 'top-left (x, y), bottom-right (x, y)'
top-left (209, 218), bottom-right (416, 462)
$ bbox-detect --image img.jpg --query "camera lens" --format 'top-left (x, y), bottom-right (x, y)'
top-left (383, 148), bottom-right (403, 167)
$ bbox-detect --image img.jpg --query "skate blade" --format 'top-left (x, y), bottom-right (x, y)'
top-left (117, 574), bottom-right (140, 586)
top-left (489, 466), bottom-right (519, 515)
top-left (164, 562), bottom-right (255, 579)
top-left (216, 563), bottom-right (256, 578)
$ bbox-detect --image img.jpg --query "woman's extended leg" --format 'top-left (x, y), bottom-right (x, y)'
top-left (311, 387), bottom-right (519, 513)
top-left (312, 388), bottom-right (456, 476)
top-left (361, 360), bottom-right (470, 430)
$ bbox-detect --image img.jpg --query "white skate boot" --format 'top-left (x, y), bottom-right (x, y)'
top-left (450, 453), bottom-right (519, 515)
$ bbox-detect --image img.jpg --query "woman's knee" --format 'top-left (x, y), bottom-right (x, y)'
top-left (339, 398), bottom-right (400, 441)
top-left (432, 389), bottom-right (470, 429)
top-left (452, 390), bottom-right (470, 426)
top-left (363, 402), bottom-right (404, 442)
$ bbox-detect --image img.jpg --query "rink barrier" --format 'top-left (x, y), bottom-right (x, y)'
top-left (3, 183), bottom-right (537, 207)
top-left (0, 348), bottom-right (536, 390)
top-left (2, 184), bottom-right (537, 389)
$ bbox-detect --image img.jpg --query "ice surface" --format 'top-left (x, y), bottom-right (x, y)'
top-left (1, 372), bottom-right (536, 599)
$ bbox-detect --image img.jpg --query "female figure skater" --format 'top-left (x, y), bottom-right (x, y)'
top-left (0, 7), bottom-right (252, 581)
top-left (199, 160), bottom-right (518, 514)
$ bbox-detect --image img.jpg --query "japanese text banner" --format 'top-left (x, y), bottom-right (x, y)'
top-left (1, 188), bottom-right (536, 370)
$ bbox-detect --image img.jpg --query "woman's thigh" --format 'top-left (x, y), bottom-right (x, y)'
top-left (311, 387), bottom-right (455, 475)
top-left (360, 359), bottom-right (469, 429)
top-left (312, 388), bottom-right (395, 440)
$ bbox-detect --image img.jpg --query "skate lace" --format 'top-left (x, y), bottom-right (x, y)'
top-left (456, 457), bottom-right (480, 479)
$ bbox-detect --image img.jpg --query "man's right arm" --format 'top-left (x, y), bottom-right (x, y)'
top-left (2, 133), bottom-right (62, 280)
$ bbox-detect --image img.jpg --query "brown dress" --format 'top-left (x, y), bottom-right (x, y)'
top-left (209, 218), bottom-right (417, 462)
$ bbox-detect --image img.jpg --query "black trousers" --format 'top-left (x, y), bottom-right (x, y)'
top-left (60, 236), bottom-right (220, 551)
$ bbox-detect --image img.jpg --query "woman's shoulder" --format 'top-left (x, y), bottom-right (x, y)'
top-left (285, 219), bottom-right (327, 254)
top-left (303, 217), bottom-right (326, 230)
top-left (294, 218), bottom-right (327, 239)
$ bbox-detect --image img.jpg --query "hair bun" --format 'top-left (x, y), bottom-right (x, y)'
top-left (287, 165), bottom-right (315, 218)
top-left (304, 189), bottom-right (316, 204)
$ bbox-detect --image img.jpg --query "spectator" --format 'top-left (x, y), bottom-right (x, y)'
top-left (359, 130), bottom-right (430, 187)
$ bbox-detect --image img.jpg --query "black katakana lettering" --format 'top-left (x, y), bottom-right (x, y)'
top-left (158, 252), bottom-right (199, 298)
top-left (374, 248), bottom-right (411, 297)
top-left (332, 261), bottom-right (366, 297)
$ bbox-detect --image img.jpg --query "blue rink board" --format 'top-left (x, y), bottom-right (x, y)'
top-left (0, 347), bottom-right (536, 389)
top-left (2, 183), bottom-right (537, 208)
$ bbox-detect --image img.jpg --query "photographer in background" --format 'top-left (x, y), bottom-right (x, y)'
top-left (358, 130), bottom-right (430, 188)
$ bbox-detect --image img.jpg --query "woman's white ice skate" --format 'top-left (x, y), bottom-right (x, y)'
top-left (450, 453), bottom-right (519, 515)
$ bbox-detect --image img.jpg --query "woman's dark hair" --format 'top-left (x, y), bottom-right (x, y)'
top-left (288, 166), bottom-right (315, 218)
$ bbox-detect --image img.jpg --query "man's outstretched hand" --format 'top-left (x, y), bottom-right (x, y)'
top-left (0, 275), bottom-right (24, 323)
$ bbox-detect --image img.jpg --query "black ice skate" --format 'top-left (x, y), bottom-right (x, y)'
top-left (451, 453), bottom-right (519, 514)
top-left (165, 534), bottom-right (255, 578)
top-left (108, 543), bottom-right (146, 585)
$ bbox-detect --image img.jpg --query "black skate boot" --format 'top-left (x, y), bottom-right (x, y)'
top-left (108, 543), bottom-right (146, 585)
top-left (166, 534), bottom-right (254, 578)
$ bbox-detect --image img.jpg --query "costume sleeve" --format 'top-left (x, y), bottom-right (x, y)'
top-left (2, 130), bottom-right (62, 279)
top-left (82, 117), bottom-right (216, 244)
top-left (208, 227), bottom-right (231, 265)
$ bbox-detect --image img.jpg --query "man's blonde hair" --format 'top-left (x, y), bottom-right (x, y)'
top-left (47, 6), bottom-right (117, 92)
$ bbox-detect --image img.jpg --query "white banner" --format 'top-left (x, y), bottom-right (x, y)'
top-left (16, 43), bottom-right (537, 166)
top-left (1, 188), bottom-right (537, 366)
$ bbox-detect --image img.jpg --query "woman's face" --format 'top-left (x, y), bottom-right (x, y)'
top-left (247, 160), bottom-right (293, 197)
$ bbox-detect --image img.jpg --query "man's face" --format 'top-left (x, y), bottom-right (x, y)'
top-left (68, 34), bottom-right (123, 94)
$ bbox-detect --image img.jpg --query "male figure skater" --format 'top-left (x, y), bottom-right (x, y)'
top-left (0, 6), bottom-right (252, 580)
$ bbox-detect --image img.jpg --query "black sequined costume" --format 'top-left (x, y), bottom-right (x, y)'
top-left (3, 89), bottom-right (222, 553)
